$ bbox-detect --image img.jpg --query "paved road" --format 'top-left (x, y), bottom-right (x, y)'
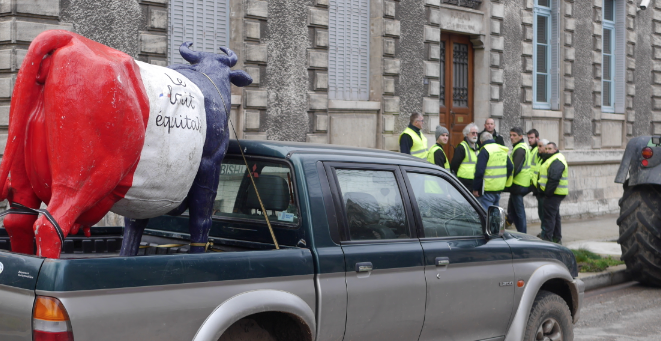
top-left (574, 282), bottom-right (661, 341)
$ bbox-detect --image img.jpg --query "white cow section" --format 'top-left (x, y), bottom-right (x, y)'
top-left (111, 61), bottom-right (206, 219)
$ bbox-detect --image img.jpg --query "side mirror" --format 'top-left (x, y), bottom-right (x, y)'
top-left (485, 206), bottom-right (507, 238)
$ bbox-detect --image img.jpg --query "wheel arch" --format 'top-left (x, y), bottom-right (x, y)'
top-left (192, 289), bottom-right (316, 341)
top-left (505, 263), bottom-right (583, 341)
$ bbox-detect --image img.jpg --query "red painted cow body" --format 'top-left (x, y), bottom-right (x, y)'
top-left (0, 30), bottom-right (150, 258)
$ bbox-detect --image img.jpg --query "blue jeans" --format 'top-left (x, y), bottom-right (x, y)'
top-left (478, 192), bottom-right (501, 212)
top-left (508, 193), bottom-right (527, 233)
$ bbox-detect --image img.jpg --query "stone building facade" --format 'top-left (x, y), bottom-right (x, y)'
top-left (0, 0), bottom-right (656, 221)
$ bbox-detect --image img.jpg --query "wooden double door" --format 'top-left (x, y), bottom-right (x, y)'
top-left (439, 33), bottom-right (474, 161)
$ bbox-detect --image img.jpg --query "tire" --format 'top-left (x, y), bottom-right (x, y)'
top-left (617, 184), bottom-right (661, 287)
top-left (218, 318), bottom-right (276, 341)
top-left (523, 290), bottom-right (573, 341)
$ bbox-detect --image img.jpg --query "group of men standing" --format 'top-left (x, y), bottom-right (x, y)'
top-left (399, 113), bottom-right (568, 244)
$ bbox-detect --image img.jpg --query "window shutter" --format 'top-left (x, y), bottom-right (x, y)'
top-left (614, 0), bottom-right (626, 113)
top-left (550, 0), bottom-right (560, 110)
top-left (329, 0), bottom-right (369, 101)
top-left (169, 0), bottom-right (230, 65)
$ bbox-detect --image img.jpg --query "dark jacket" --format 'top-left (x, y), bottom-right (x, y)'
top-left (543, 151), bottom-right (566, 196)
top-left (474, 140), bottom-right (514, 194)
top-left (477, 129), bottom-right (505, 149)
top-left (399, 124), bottom-right (422, 154)
top-left (432, 143), bottom-right (447, 167)
top-left (508, 140), bottom-right (530, 194)
top-left (450, 137), bottom-right (479, 190)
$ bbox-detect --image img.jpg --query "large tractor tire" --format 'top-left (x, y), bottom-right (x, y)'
top-left (617, 184), bottom-right (661, 286)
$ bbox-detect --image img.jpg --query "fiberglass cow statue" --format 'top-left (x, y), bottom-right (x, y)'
top-left (0, 30), bottom-right (251, 258)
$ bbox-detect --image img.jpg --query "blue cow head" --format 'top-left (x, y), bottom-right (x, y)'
top-left (177, 42), bottom-right (252, 106)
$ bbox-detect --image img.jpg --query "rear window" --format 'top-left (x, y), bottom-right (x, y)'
top-left (214, 157), bottom-right (299, 225)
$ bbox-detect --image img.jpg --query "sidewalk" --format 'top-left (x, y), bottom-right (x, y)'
top-left (517, 213), bottom-right (630, 291)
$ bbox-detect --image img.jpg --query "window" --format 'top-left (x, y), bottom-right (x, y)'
top-left (213, 158), bottom-right (299, 225)
top-left (169, 0), bottom-right (230, 65)
top-left (533, 0), bottom-right (559, 110)
top-left (329, 0), bottom-right (370, 101)
top-left (602, 0), bottom-right (615, 112)
top-left (406, 173), bottom-right (482, 237)
top-left (335, 169), bottom-right (409, 240)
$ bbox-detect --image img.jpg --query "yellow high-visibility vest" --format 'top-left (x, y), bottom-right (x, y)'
top-left (427, 144), bottom-right (450, 169)
top-left (538, 153), bottom-right (569, 195)
top-left (530, 146), bottom-right (539, 187)
top-left (399, 127), bottom-right (428, 159)
top-left (482, 143), bottom-right (509, 192)
top-left (510, 142), bottom-right (531, 187)
top-left (457, 140), bottom-right (477, 179)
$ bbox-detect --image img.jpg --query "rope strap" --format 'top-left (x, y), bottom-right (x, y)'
top-left (0, 202), bottom-right (64, 245)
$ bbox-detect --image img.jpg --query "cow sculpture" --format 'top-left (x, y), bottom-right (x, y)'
top-left (0, 30), bottom-right (251, 258)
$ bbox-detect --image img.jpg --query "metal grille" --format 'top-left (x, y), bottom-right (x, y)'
top-left (536, 45), bottom-right (547, 73)
top-left (603, 28), bottom-right (612, 54)
top-left (537, 15), bottom-right (548, 44)
top-left (603, 81), bottom-right (612, 107)
top-left (440, 41), bottom-right (445, 103)
top-left (603, 55), bottom-right (612, 80)
top-left (453, 43), bottom-right (469, 108)
top-left (536, 74), bottom-right (548, 103)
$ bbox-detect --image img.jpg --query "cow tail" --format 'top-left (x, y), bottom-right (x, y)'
top-left (0, 30), bottom-right (75, 200)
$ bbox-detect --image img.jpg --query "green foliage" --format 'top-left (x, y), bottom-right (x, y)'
top-left (571, 248), bottom-right (624, 273)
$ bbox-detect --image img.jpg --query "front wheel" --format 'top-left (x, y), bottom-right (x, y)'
top-left (523, 290), bottom-right (574, 341)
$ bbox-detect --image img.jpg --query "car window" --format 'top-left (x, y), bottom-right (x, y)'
top-left (214, 158), bottom-right (299, 225)
top-left (406, 172), bottom-right (482, 237)
top-left (335, 169), bottom-right (410, 240)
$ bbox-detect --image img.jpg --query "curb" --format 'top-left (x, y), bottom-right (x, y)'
top-left (580, 267), bottom-right (631, 292)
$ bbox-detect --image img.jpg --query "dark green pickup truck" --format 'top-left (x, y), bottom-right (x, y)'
top-left (0, 140), bottom-right (583, 341)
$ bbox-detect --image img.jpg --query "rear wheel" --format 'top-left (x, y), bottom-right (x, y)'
top-left (524, 290), bottom-right (573, 341)
top-left (617, 184), bottom-right (661, 286)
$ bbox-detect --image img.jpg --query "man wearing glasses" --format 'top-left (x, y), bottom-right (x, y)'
top-left (450, 123), bottom-right (480, 191)
top-left (399, 113), bottom-right (429, 159)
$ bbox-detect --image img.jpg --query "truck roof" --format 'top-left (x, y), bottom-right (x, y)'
top-left (227, 139), bottom-right (442, 169)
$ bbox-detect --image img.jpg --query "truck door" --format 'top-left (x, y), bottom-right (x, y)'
top-left (325, 163), bottom-right (426, 341)
top-left (401, 168), bottom-right (515, 341)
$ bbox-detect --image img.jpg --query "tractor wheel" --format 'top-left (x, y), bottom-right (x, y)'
top-left (617, 184), bottom-right (661, 286)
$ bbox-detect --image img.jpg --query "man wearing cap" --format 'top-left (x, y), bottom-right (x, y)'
top-left (399, 113), bottom-right (428, 159)
top-left (538, 142), bottom-right (568, 244)
top-left (450, 123), bottom-right (480, 190)
top-left (473, 132), bottom-right (513, 211)
top-left (506, 127), bottom-right (531, 233)
top-left (428, 126), bottom-right (450, 169)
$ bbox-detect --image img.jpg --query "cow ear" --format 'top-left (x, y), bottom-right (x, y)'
top-left (229, 70), bottom-right (252, 87)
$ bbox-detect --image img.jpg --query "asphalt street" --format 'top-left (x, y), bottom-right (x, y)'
top-left (574, 282), bottom-right (661, 341)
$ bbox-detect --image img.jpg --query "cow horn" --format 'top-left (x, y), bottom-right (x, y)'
top-left (219, 46), bottom-right (237, 67)
top-left (179, 42), bottom-right (202, 64)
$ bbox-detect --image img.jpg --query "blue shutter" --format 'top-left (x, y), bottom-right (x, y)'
top-left (169, 0), bottom-right (230, 65)
top-left (550, 0), bottom-right (559, 110)
top-left (614, 0), bottom-right (626, 113)
top-left (329, 0), bottom-right (369, 101)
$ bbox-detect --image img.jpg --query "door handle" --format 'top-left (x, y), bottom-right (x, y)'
top-left (355, 262), bottom-right (373, 273)
top-left (435, 257), bottom-right (450, 266)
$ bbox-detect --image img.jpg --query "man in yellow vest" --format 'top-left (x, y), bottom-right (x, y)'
top-left (506, 127), bottom-right (531, 233)
top-left (428, 126), bottom-right (450, 169)
top-left (537, 142), bottom-right (568, 244)
top-left (450, 123), bottom-right (479, 190)
top-left (473, 132), bottom-right (513, 212)
top-left (399, 113), bottom-right (428, 159)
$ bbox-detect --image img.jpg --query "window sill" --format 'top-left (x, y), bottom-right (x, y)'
top-left (531, 109), bottom-right (562, 119)
top-left (328, 100), bottom-right (381, 112)
top-left (601, 113), bottom-right (625, 121)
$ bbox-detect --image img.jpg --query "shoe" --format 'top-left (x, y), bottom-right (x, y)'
top-left (505, 218), bottom-right (514, 230)
top-left (536, 233), bottom-right (542, 239)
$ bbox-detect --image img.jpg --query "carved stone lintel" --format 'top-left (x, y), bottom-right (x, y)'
top-left (441, 0), bottom-right (482, 10)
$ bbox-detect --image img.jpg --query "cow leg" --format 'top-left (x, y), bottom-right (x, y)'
top-left (187, 184), bottom-right (216, 253)
top-left (119, 218), bottom-right (149, 256)
top-left (4, 148), bottom-right (42, 255)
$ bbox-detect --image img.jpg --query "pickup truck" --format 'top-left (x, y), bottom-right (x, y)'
top-left (0, 139), bottom-right (583, 341)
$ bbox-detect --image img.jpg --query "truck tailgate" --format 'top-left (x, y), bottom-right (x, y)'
top-left (0, 251), bottom-right (45, 341)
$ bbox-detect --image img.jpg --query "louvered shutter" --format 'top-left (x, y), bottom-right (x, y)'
top-left (614, 0), bottom-right (626, 113)
top-left (550, 0), bottom-right (560, 110)
top-left (329, 0), bottom-right (370, 101)
top-left (169, 0), bottom-right (230, 65)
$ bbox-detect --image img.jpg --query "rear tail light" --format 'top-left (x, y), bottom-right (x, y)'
top-left (33, 296), bottom-right (74, 341)
top-left (642, 147), bottom-right (654, 159)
